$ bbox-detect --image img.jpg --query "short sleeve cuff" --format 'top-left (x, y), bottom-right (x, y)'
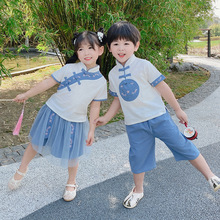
top-left (51, 74), bottom-right (61, 83)
top-left (150, 75), bottom-right (166, 87)
top-left (93, 98), bottom-right (107, 101)
top-left (109, 89), bottom-right (118, 97)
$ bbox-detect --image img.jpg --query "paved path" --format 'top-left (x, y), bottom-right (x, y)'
top-left (0, 55), bottom-right (220, 220)
top-left (0, 121), bottom-right (126, 166)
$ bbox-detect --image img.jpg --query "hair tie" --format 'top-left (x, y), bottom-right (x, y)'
top-left (96, 28), bottom-right (106, 45)
top-left (97, 32), bottom-right (104, 42)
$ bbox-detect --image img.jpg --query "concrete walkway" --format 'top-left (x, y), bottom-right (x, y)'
top-left (0, 55), bottom-right (220, 220)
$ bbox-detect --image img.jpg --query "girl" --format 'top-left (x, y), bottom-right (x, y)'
top-left (95, 21), bottom-right (220, 208)
top-left (8, 29), bottom-right (107, 202)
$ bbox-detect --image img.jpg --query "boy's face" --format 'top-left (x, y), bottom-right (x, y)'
top-left (109, 39), bottom-right (139, 66)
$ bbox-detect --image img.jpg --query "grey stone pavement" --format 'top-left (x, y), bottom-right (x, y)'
top-left (0, 55), bottom-right (220, 220)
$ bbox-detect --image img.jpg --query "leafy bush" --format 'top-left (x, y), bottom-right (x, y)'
top-left (1, 0), bottom-right (213, 79)
top-left (209, 23), bottom-right (220, 37)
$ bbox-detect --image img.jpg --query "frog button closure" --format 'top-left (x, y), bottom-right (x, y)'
top-left (118, 66), bottom-right (139, 102)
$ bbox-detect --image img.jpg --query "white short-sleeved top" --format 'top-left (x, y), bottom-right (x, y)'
top-left (109, 54), bottom-right (166, 125)
top-left (46, 62), bottom-right (107, 122)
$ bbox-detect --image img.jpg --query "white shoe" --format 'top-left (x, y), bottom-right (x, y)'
top-left (8, 169), bottom-right (28, 190)
top-left (208, 176), bottom-right (220, 192)
top-left (63, 184), bottom-right (78, 202)
top-left (123, 187), bottom-right (144, 209)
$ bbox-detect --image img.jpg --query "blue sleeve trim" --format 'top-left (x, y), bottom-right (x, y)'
top-left (51, 74), bottom-right (60, 83)
top-left (109, 89), bottom-right (118, 97)
top-left (150, 75), bottom-right (166, 87)
top-left (93, 98), bottom-right (107, 101)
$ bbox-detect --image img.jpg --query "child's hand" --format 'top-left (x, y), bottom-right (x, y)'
top-left (175, 109), bottom-right (188, 125)
top-left (13, 93), bottom-right (28, 103)
top-left (94, 116), bottom-right (108, 127)
top-left (86, 131), bottom-right (94, 146)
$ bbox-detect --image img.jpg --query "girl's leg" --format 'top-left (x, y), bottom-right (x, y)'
top-left (66, 163), bottom-right (79, 191)
top-left (133, 172), bottom-right (145, 193)
top-left (189, 153), bottom-right (215, 180)
top-left (14, 143), bottom-right (37, 180)
top-left (63, 163), bottom-right (79, 201)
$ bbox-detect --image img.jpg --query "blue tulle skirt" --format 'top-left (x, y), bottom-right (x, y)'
top-left (28, 104), bottom-right (90, 168)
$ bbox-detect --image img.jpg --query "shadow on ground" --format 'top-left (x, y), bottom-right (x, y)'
top-left (22, 143), bottom-right (220, 220)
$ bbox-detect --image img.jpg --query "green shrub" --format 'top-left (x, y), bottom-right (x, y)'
top-left (1, 0), bottom-right (213, 79)
top-left (209, 23), bottom-right (220, 37)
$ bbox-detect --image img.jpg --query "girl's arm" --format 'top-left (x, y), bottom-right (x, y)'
top-left (86, 100), bottom-right (101, 146)
top-left (13, 77), bottom-right (58, 103)
top-left (94, 97), bottom-right (121, 126)
top-left (155, 81), bottom-right (188, 124)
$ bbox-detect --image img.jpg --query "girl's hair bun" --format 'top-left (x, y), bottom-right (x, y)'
top-left (96, 27), bottom-right (107, 45)
top-left (72, 32), bottom-right (79, 45)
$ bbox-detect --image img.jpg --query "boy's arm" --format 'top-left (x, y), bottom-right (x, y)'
top-left (86, 100), bottom-right (101, 146)
top-left (95, 97), bottom-right (121, 126)
top-left (155, 81), bottom-right (188, 124)
top-left (14, 76), bottom-right (58, 103)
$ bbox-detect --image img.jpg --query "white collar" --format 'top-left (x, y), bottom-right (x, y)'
top-left (80, 62), bottom-right (100, 72)
top-left (116, 54), bottom-right (136, 68)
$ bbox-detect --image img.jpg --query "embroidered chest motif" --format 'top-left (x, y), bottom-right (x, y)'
top-left (58, 68), bottom-right (102, 91)
top-left (118, 66), bottom-right (139, 102)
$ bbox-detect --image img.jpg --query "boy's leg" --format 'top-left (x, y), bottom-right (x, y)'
top-left (123, 172), bottom-right (145, 208)
top-left (133, 172), bottom-right (145, 193)
top-left (154, 112), bottom-right (220, 191)
top-left (190, 154), bottom-right (220, 192)
top-left (152, 112), bottom-right (217, 181)
top-left (189, 153), bottom-right (215, 180)
top-left (123, 121), bottom-right (155, 208)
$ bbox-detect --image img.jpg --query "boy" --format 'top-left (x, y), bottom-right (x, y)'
top-left (95, 21), bottom-right (220, 208)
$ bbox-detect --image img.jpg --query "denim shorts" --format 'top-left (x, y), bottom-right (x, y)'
top-left (126, 111), bottom-right (200, 174)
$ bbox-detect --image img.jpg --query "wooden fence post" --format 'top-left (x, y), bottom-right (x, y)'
top-left (207, 29), bottom-right (211, 57)
top-left (200, 28), bottom-right (211, 57)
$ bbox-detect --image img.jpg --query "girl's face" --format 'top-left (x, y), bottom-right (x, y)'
top-left (109, 39), bottom-right (139, 66)
top-left (77, 40), bottom-right (104, 70)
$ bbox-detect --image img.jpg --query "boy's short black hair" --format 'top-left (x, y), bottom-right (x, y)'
top-left (107, 21), bottom-right (141, 47)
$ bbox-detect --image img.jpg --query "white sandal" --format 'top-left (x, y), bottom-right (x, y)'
top-left (63, 184), bottom-right (78, 202)
top-left (123, 187), bottom-right (144, 209)
top-left (8, 168), bottom-right (28, 190)
top-left (208, 176), bottom-right (220, 192)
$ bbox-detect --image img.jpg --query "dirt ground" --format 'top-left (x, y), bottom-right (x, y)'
top-left (0, 66), bottom-right (60, 148)
top-left (0, 64), bottom-right (116, 149)
top-left (0, 64), bottom-right (210, 149)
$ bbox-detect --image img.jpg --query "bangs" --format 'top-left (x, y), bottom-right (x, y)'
top-left (74, 31), bottom-right (100, 51)
top-left (109, 26), bottom-right (132, 42)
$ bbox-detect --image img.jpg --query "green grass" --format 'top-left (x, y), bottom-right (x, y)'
top-left (188, 40), bottom-right (220, 48)
top-left (165, 70), bottom-right (209, 99)
top-left (0, 65), bottom-right (210, 148)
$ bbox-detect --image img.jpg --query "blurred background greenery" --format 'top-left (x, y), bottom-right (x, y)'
top-left (0, 0), bottom-right (218, 80)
